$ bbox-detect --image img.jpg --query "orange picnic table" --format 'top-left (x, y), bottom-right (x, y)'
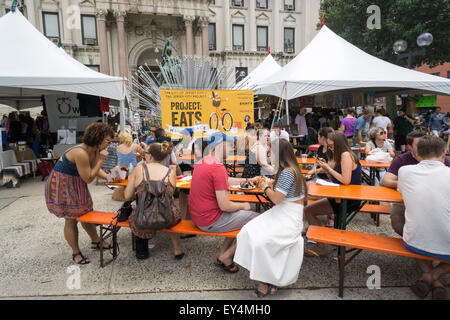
top-left (296, 157), bottom-right (317, 165)
top-left (307, 182), bottom-right (402, 229)
top-left (360, 160), bottom-right (392, 185)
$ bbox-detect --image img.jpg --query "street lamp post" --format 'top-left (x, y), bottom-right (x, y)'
top-left (393, 32), bottom-right (433, 110)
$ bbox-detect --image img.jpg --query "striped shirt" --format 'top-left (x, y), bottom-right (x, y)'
top-left (274, 169), bottom-right (304, 201)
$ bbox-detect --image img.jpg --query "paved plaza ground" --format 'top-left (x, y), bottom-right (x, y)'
top-left (0, 176), bottom-right (448, 301)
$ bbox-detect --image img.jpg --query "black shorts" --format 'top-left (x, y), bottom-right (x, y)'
top-left (395, 135), bottom-right (407, 147)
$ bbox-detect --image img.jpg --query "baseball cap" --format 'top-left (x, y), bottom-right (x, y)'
top-left (207, 132), bottom-right (236, 150)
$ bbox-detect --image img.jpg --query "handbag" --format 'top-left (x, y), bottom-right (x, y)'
top-left (117, 200), bottom-right (133, 222)
top-left (365, 148), bottom-right (392, 163)
top-left (133, 165), bottom-right (180, 231)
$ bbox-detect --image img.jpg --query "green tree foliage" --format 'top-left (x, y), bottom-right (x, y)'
top-left (320, 0), bottom-right (450, 68)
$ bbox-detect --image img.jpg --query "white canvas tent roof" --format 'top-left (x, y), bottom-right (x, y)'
top-left (0, 10), bottom-right (126, 110)
top-left (256, 25), bottom-right (450, 100)
top-left (233, 54), bottom-right (281, 90)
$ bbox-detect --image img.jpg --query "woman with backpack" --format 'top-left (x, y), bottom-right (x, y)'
top-left (124, 141), bottom-right (184, 260)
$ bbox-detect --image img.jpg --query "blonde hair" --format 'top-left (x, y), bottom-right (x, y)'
top-left (119, 132), bottom-right (132, 147)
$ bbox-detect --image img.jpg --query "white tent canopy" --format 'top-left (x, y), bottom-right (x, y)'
top-left (233, 54), bottom-right (281, 90)
top-left (256, 25), bottom-right (450, 100)
top-left (0, 10), bottom-right (126, 110)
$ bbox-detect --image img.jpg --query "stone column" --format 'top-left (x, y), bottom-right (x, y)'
top-left (199, 17), bottom-right (209, 56)
top-left (115, 10), bottom-right (128, 78)
top-left (224, 2), bottom-right (231, 51)
top-left (96, 9), bottom-right (110, 75)
top-left (184, 15), bottom-right (195, 56)
top-left (249, 0), bottom-right (256, 51)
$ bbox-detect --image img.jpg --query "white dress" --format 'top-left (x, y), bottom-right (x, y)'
top-left (234, 169), bottom-right (304, 287)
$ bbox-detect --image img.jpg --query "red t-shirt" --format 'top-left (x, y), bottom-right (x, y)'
top-left (189, 156), bottom-right (229, 227)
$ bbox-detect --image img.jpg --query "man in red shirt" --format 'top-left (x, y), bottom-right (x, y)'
top-left (189, 133), bottom-right (259, 273)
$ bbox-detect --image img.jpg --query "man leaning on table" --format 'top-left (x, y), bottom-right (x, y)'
top-left (397, 135), bottom-right (450, 300)
top-left (189, 132), bottom-right (259, 273)
top-left (381, 130), bottom-right (450, 236)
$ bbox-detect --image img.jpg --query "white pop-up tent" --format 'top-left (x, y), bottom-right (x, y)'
top-left (233, 54), bottom-right (282, 90)
top-left (0, 10), bottom-right (126, 111)
top-left (256, 25), bottom-right (450, 100)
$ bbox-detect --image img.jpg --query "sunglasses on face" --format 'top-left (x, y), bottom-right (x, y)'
top-left (378, 131), bottom-right (386, 135)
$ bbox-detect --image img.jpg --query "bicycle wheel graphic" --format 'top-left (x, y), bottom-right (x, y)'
top-left (222, 112), bottom-right (233, 131)
top-left (209, 112), bottom-right (219, 130)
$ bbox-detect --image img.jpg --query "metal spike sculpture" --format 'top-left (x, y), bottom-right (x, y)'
top-left (128, 36), bottom-right (237, 122)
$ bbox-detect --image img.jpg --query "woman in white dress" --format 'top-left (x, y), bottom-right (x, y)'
top-left (234, 139), bottom-right (308, 298)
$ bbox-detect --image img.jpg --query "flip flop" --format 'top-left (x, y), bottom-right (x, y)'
top-left (304, 248), bottom-right (327, 257)
top-left (410, 280), bottom-right (432, 299)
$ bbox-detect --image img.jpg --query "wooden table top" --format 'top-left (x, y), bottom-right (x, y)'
top-left (360, 160), bottom-right (391, 169)
top-left (307, 182), bottom-right (402, 203)
top-left (296, 157), bottom-right (317, 165)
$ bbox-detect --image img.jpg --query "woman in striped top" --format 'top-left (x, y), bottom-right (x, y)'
top-left (234, 139), bottom-right (308, 298)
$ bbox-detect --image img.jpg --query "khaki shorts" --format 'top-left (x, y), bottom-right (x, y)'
top-left (198, 210), bottom-right (259, 233)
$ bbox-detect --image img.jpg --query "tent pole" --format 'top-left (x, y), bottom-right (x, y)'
top-left (285, 85), bottom-right (289, 128)
top-left (120, 99), bottom-right (125, 133)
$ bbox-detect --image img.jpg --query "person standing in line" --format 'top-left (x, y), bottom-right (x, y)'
top-left (340, 108), bottom-right (356, 146)
top-left (353, 108), bottom-right (373, 144)
top-left (428, 107), bottom-right (447, 137)
top-left (45, 123), bottom-right (115, 265)
top-left (371, 108), bottom-right (393, 139)
top-left (295, 107), bottom-right (309, 144)
top-left (393, 108), bottom-right (415, 153)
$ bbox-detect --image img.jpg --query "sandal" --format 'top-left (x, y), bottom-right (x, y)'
top-left (217, 260), bottom-right (239, 273)
top-left (410, 280), bottom-right (432, 299)
top-left (91, 241), bottom-right (112, 250)
top-left (174, 252), bottom-right (185, 260)
top-left (431, 285), bottom-right (448, 300)
top-left (304, 248), bottom-right (327, 257)
top-left (269, 284), bottom-right (278, 294)
top-left (72, 252), bottom-right (90, 265)
top-left (253, 289), bottom-right (268, 298)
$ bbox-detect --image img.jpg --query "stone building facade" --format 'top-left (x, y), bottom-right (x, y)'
top-left (1, 0), bottom-right (320, 86)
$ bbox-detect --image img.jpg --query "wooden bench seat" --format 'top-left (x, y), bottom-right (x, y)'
top-left (228, 193), bottom-right (270, 204)
top-left (307, 200), bottom-right (390, 215)
top-left (77, 211), bottom-right (239, 267)
top-left (306, 225), bottom-right (445, 297)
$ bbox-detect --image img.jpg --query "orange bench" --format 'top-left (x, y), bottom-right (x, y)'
top-left (306, 226), bottom-right (445, 298)
top-left (77, 211), bottom-right (239, 267)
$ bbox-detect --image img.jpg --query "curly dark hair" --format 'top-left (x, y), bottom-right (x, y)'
top-left (82, 123), bottom-right (115, 147)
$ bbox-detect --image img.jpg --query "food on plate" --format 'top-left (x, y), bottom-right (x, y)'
top-left (240, 180), bottom-right (254, 189)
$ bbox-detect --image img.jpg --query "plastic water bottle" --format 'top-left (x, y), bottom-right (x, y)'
top-left (128, 163), bottom-right (134, 173)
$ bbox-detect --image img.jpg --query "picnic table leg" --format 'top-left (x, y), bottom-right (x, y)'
top-left (100, 225), bottom-right (104, 268)
top-left (339, 245), bottom-right (346, 298)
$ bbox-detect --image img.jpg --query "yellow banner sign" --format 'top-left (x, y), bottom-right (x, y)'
top-left (161, 89), bottom-right (254, 134)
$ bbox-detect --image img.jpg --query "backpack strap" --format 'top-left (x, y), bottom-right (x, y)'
top-left (142, 163), bottom-right (151, 182)
top-left (162, 168), bottom-right (171, 183)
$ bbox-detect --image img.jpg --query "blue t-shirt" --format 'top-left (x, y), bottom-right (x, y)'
top-left (145, 136), bottom-right (156, 145)
top-left (354, 116), bottom-right (371, 137)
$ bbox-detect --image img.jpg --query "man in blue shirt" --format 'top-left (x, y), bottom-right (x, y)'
top-left (145, 125), bottom-right (158, 145)
top-left (428, 107), bottom-right (447, 137)
top-left (354, 108), bottom-right (373, 144)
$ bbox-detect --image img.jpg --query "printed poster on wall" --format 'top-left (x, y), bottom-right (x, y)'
top-left (160, 89), bottom-right (254, 135)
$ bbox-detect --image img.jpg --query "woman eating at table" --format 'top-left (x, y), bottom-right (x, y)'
top-left (242, 128), bottom-right (276, 178)
top-left (124, 141), bottom-right (184, 260)
top-left (45, 123), bottom-right (115, 265)
top-left (365, 127), bottom-right (395, 159)
top-left (234, 139), bottom-right (308, 298)
top-left (303, 131), bottom-right (362, 257)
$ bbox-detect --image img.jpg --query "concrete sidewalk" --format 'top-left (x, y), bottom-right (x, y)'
top-left (0, 177), bottom-right (447, 300)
